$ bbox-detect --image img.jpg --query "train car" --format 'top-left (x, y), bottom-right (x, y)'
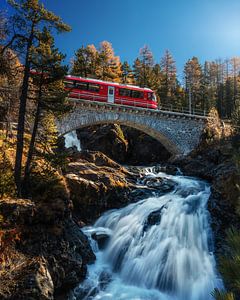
top-left (64, 75), bottom-right (157, 109)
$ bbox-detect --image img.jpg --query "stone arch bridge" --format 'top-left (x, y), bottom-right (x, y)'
top-left (56, 99), bottom-right (208, 157)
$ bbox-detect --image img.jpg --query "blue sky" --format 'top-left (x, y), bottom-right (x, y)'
top-left (3, 0), bottom-right (240, 78)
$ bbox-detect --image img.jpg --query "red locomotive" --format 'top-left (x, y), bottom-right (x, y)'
top-left (64, 75), bottom-right (157, 109)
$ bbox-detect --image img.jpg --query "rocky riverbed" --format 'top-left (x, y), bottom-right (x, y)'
top-left (1, 122), bottom-right (239, 299)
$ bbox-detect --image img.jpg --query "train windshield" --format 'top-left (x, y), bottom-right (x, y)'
top-left (148, 92), bottom-right (157, 102)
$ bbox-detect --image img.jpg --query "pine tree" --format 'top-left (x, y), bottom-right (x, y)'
top-left (71, 46), bottom-right (88, 77)
top-left (0, 11), bottom-right (7, 41)
top-left (2, 0), bottom-right (71, 196)
top-left (23, 28), bottom-right (69, 193)
top-left (174, 81), bottom-right (186, 109)
top-left (71, 44), bottom-right (99, 78)
top-left (121, 61), bottom-right (134, 84)
top-left (213, 228), bottom-right (240, 300)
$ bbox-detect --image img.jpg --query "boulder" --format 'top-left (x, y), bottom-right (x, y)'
top-left (1, 257), bottom-right (54, 300)
top-left (0, 198), bottom-right (95, 299)
top-left (65, 151), bottom-right (135, 222)
top-left (91, 232), bottom-right (110, 249)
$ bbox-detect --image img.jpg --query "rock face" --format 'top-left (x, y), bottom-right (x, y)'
top-left (121, 126), bottom-right (171, 164)
top-left (76, 125), bottom-right (128, 163)
top-left (76, 124), bottom-right (171, 165)
top-left (65, 151), bottom-right (136, 222)
top-left (0, 197), bottom-right (95, 300)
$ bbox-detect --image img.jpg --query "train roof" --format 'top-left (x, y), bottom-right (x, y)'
top-left (65, 75), bottom-right (153, 92)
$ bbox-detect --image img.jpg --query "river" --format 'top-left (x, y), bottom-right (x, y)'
top-left (69, 166), bottom-right (223, 300)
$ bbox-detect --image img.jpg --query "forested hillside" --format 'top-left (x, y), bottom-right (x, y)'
top-left (71, 42), bottom-right (240, 120)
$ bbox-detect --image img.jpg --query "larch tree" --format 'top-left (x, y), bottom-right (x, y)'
top-left (215, 59), bottom-right (225, 117)
top-left (184, 57), bottom-right (203, 113)
top-left (199, 61), bottom-right (215, 113)
top-left (159, 50), bottom-right (177, 107)
top-left (98, 41), bottom-right (122, 82)
top-left (138, 45), bottom-right (154, 88)
top-left (230, 57), bottom-right (240, 111)
top-left (133, 58), bottom-right (142, 86)
top-left (151, 63), bottom-right (161, 104)
top-left (2, 0), bottom-right (71, 196)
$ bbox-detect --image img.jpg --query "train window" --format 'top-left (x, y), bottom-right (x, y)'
top-left (132, 90), bottom-right (144, 99)
top-left (64, 81), bottom-right (75, 89)
top-left (88, 83), bottom-right (100, 92)
top-left (75, 81), bottom-right (88, 91)
top-left (119, 88), bottom-right (131, 97)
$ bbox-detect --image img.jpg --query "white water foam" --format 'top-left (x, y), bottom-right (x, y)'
top-left (71, 168), bottom-right (223, 300)
top-left (64, 130), bottom-right (81, 151)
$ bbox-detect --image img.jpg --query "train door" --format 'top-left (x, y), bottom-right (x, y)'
top-left (108, 86), bottom-right (115, 103)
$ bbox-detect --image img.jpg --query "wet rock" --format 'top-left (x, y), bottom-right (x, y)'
top-left (99, 271), bottom-right (112, 290)
top-left (143, 177), bottom-right (176, 193)
top-left (92, 232), bottom-right (110, 249)
top-left (129, 187), bottom-right (155, 202)
top-left (143, 203), bottom-right (170, 231)
top-left (146, 209), bottom-right (163, 226)
top-left (75, 285), bottom-right (99, 300)
top-left (153, 164), bottom-right (180, 175)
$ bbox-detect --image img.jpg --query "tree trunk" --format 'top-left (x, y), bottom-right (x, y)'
top-left (14, 27), bottom-right (34, 197)
top-left (23, 100), bottom-right (41, 195)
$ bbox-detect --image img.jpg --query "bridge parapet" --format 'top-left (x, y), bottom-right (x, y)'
top-left (70, 98), bottom-right (207, 121)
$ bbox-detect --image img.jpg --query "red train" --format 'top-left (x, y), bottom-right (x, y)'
top-left (64, 75), bottom-right (157, 109)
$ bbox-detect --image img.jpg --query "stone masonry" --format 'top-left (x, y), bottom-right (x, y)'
top-left (56, 99), bottom-right (207, 156)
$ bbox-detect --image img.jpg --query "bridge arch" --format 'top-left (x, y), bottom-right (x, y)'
top-left (56, 100), bottom-right (206, 157)
top-left (59, 118), bottom-right (180, 156)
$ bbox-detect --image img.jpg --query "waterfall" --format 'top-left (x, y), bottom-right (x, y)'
top-left (71, 168), bottom-right (223, 300)
top-left (64, 130), bottom-right (81, 151)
